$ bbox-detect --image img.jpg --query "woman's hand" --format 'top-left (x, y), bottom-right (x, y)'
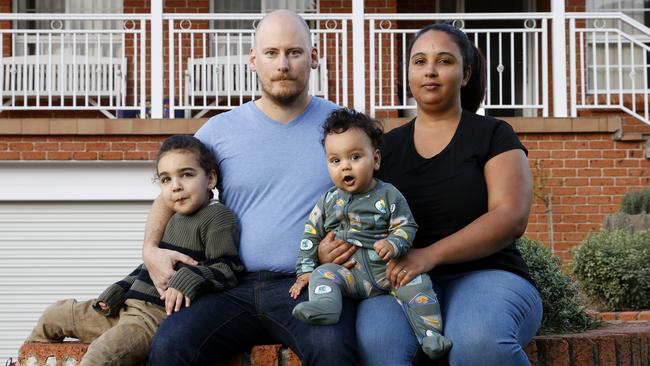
top-left (161, 287), bottom-right (191, 315)
top-left (317, 231), bottom-right (357, 269)
top-left (386, 248), bottom-right (435, 288)
top-left (143, 245), bottom-right (198, 296)
top-left (289, 273), bottom-right (311, 299)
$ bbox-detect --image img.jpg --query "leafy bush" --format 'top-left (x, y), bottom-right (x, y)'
top-left (620, 188), bottom-right (650, 214)
top-left (621, 191), bottom-right (643, 214)
top-left (517, 237), bottom-right (599, 334)
top-left (642, 189), bottom-right (650, 214)
top-left (570, 230), bottom-right (650, 311)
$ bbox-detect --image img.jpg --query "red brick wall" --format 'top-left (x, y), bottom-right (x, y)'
top-left (522, 130), bottom-right (649, 262)
top-left (566, 0), bottom-right (586, 12)
top-left (0, 0), bottom-right (10, 59)
top-left (0, 135), bottom-right (165, 161)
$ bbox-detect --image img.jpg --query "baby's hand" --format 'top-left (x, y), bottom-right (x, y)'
top-left (373, 239), bottom-right (395, 262)
top-left (289, 273), bottom-right (311, 299)
top-left (161, 287), bottom-right (191, 315)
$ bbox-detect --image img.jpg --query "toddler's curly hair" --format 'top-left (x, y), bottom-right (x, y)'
top-left (322, 108), bottom-right (384, 150)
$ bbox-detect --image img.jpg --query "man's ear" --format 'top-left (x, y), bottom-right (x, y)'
top-left (310, 47), bottom-right (319, 70)
top-left (249, 47), bottom-right (257, 72)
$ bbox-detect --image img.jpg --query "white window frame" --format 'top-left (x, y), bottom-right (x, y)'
top-left (583, 0), bottom-right (650, 93)
top-left (11, 0), bottom-right (124, 57)
top-left (208, 0), bottom-right (320, 58)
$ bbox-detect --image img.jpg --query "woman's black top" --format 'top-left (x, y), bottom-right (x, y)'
top-left (376, 110), bottom-right (532, 282)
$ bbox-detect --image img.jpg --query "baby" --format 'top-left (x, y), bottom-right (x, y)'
top-left (289, 108), bottom-right (452, 360)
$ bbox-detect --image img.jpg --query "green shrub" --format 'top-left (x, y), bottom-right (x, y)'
top-left (517, 237), bottom-right (599, 334)
top-left (642, 189), bottom-right (650, 214)
top-left (570, 230), bottom-right (650, 311)
top-left (621, 190), bottom-right (644, 214)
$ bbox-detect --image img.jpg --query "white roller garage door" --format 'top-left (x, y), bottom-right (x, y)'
top-left (0, 161), bottom-right (158, 360)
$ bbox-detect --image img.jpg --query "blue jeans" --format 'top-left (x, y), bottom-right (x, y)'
top-left (356, 270), bottom-right (542, 366)
top-left (149, 271), bottom-right (358, 366)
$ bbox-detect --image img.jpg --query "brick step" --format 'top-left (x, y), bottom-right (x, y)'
top-left (17, 323), bottom-right (650, 366)
top-left (17, 343), bottom-right (300, 366)
top-left (525, 323), bottom-right (650, 366)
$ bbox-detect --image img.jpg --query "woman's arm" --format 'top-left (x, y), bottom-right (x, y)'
top-left (142, 195), bottom-right (198, 295)
top-left (388, 149), bottom-right (532, 286)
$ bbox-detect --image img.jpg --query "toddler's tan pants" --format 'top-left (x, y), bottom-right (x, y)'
top-left (28, 298), bottom-right (166, 366)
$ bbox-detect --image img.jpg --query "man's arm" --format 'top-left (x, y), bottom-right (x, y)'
top-left (142, 195), bottom-right (198, 295)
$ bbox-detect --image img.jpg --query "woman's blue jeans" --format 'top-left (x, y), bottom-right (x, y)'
top-left (356, 269), bottom-right (542, 366)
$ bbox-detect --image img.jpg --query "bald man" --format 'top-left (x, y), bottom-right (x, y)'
top-left (145, 10), bottom-right (358, 366)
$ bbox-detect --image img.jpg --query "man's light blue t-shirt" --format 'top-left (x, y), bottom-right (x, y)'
top-left (195, 97), bottom-right (338, 273)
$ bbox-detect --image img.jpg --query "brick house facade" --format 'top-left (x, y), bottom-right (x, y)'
top-left (2, 0), bottom-right (649, 262)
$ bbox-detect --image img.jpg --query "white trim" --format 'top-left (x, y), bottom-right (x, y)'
top-left (352, 0), bottom-right (365, 112)
top-left (0, 161), bottom-right (159, 201)
top-left (150, 0), bottom-right (163, 118)
top-left (551, 0), bottom-right (568, 117)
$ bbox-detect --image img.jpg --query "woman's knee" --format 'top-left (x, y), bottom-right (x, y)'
top-left (447, 331), bottom-right (527, 366)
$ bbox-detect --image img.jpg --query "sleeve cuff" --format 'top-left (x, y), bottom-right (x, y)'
top-left (95, 284), bottom-right (125, 317)
top-left (386, 238), bottom-right (404, 258)
top-left (168, 267), bottom-right (204, 300)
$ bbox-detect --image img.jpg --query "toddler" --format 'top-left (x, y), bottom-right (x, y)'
top-left (26, 135), bottom-right (244, 365)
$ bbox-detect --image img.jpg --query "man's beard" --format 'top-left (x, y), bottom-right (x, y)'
top-left (260, 76), bottom-right (308, 106)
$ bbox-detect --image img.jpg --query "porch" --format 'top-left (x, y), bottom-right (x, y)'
top-left (0, 7), bottom-right (649, 125)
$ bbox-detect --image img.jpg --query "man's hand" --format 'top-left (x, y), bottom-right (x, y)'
top-left (161, 287), bottom-right (191, 315)
top-left (289, 273), bottom-right (311, 299)
top-left (373, 239), bottom-right (395, 262)
top-left (143, 245), bottom-right (198, 296)
top-left (97, 301), bottom-right (109, 311)
top-left (317, 231), bottom-right (357, 269)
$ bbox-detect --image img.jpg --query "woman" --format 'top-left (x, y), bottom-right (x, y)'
top-left (320, 24), bottom-right (542, 365)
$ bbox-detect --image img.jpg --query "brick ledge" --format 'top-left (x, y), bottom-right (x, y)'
top-left (383, 116), bottom-right (623, 134)
top-left (0, 119), bottom-right (207, 135)
top-left (1, 116), bottom-right (623, 136)
top-left (589, 310), bottom-right (650, 322)
top-left (17, 322), bottom-right (650, 366)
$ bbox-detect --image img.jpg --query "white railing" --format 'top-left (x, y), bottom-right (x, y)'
top-left (0, 14), bottom-right (148, 118)
top-left (568, 12), bottom-right (650, 125)
top-left (367, 13), bottom-right (552, 117)
top-left (1, 12), bottom-right (649, 125)
top-left (164, 13), bottom-right (351, 118)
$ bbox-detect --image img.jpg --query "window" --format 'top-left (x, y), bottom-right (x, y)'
top-left (209, 0), bottom-right (318, 57)
top-left (584, 0), bottom-right (650, 93)
top-left (587, 0), bottom-right (650, 28)
top-left (13, 0), bottom-right (123, 57)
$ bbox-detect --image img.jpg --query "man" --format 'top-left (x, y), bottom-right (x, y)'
top-left (143, 10), bottom-right (358, 366)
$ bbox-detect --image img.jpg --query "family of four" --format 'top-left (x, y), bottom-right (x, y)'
top-left (27, 10), bottom-right (543, 366)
